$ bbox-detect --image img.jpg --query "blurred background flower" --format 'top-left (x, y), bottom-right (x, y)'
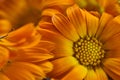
top-left (74, 0), bottom-right (120, 16)
top-left (0, 24), bottom-right (54, 80)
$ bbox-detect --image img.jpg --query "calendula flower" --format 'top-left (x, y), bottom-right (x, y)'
top-left (0, 0), bottom-right (73, 28)
top-left (38, 4), bottom-right (120, 80)
top-left (75, 0), bottom-right (120, 16)
top-left (0, 24), bottom-right (54, 80)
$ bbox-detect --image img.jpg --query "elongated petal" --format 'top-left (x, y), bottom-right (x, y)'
top-left (41, 9), bottom-right (61, 17)
top-left (16, 48), bottom-right (53, 62)
top-left (85, 10), bottom-right (99, 37)
top-left (99, 15), bottom-right (120, 42)
top-left (52, 13), bottom-right (79, 41)
top-left (38, 61), bottom-right (53, 74)
top-left (105, 49), bottom-right (120, 58)
top-left (84, 69), bottom-right (98, 80)
top-left (62, 65), bottom-right (87, 80)
top-left (95, 67), bottom-right (108, 80)
top-left (49, 57), bottom-right (79, 78)
top-left (66, 4), bottom-right (87, 37)
top-left (103, 33), bottom-right (120, 50)
top-left (0, 46), bottom-right (9, 68)
top-left (8, 62), bottom-right (46, 77)
top-left (0, 73), bottom-right (10, 80)
top-left (103, 58), bottom-right (120, 79)
top-left (7, 23), bottom-right (34, 42)
top-left (96, 12), bottom-right (113, 38)
top-left (38, 41), bottom-right (55, 51)
top-left (4, 67), bottom-right (35, 80)
top-left (38, 22), bottom-right (59, 33)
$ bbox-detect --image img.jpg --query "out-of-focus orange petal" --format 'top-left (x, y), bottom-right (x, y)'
top-left (0, 20), bottom-right (11, 37)
top-left (4, 65), bottom-right (35, 80)
top-left (27, 0), bottom-right (74, 10)
top-left (38, 61), bottom-right (53, 74)
top-left (0, 23), bottom-right (41, 48)
top-left (38, 40), bottom-right (55, 51)
top-left (4, 62), bottom-right (46, 78)
top-left (62, 65), bottom-right (87, 80)
top-left (0, 46), bottom-right (9, 69)
top-left (0, 73), bottom-right (10, 80)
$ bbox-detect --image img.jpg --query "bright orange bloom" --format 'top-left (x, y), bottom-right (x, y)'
top-left (38, 4), bottom-right (120, 80)
top-left (0, 0), bottom-right (73, 28)
top-left (75, 0), bottom-right (120, 16)
top-left (0, 24), bottom-right (54, 80)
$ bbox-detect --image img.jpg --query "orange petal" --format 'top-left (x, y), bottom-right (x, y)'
top-left (96, 12), bottom-right (113, 38)
top-left (0, 46), bottom-right (9, 69)
top-left (39, 29), bottom-right (74, 58)
top-left (85, 9), bottom-right (99, 37)
top-left (105, 49), bottom-right (120, 58)
top-left (99, 15), bottom-right (120, 42)
top-left (49, 56), bottom-right (79, 78)
top-left (7, 23), bottom-right (34, 42)
top-left (7, 62), bottom-right (46, 77)
top-left (62, 65), bottom-right (87, 80)
top-left (84, 69), bottom-right (98, 80)
top-left (15, 48), bottom-right (53, 62)
top-left (38, 61), bottom-right (53, 74)
top-left (0, 19), bottom-right (12, 37)
top-left (66, 4), bottom-right (87, 37)
top-left (41, 9), bottom-right (61, 17)
top-left (4, 66), bottom-right (35, 80)
top-left (52, 13), bottom-right (79, 41)
top-left (95, 67), bottom-right (108, 80)
top-left (38, 22), bottom-right (59, 33)
top-left (38, 40), bottom-right (55, 51)
top-left (0, 73), bottom-right (10, 80)
top-left (103, 58), bottom-right (120, 79)
top-left (103, 32), bottom-right (120, 50)
top-left (1, 23), bottom-right (41, 48)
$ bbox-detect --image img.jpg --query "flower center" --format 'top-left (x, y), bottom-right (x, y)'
top-left (73, 36), bottom-right (105, 67)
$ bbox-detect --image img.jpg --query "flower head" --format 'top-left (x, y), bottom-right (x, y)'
top-left (0, 24), bottom-right (54, 80)
top-left (38, 4), bottom-right (120, 80)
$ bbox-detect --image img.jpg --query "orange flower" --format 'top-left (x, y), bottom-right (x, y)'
top-left (0, 24), bottom-right (54, 80)
top-left (0, 0), bottom-right (74, 28)
top-left (38, 4), bottom-right (120, 80)
top-left (75, 0), bottom-right (120, 16)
